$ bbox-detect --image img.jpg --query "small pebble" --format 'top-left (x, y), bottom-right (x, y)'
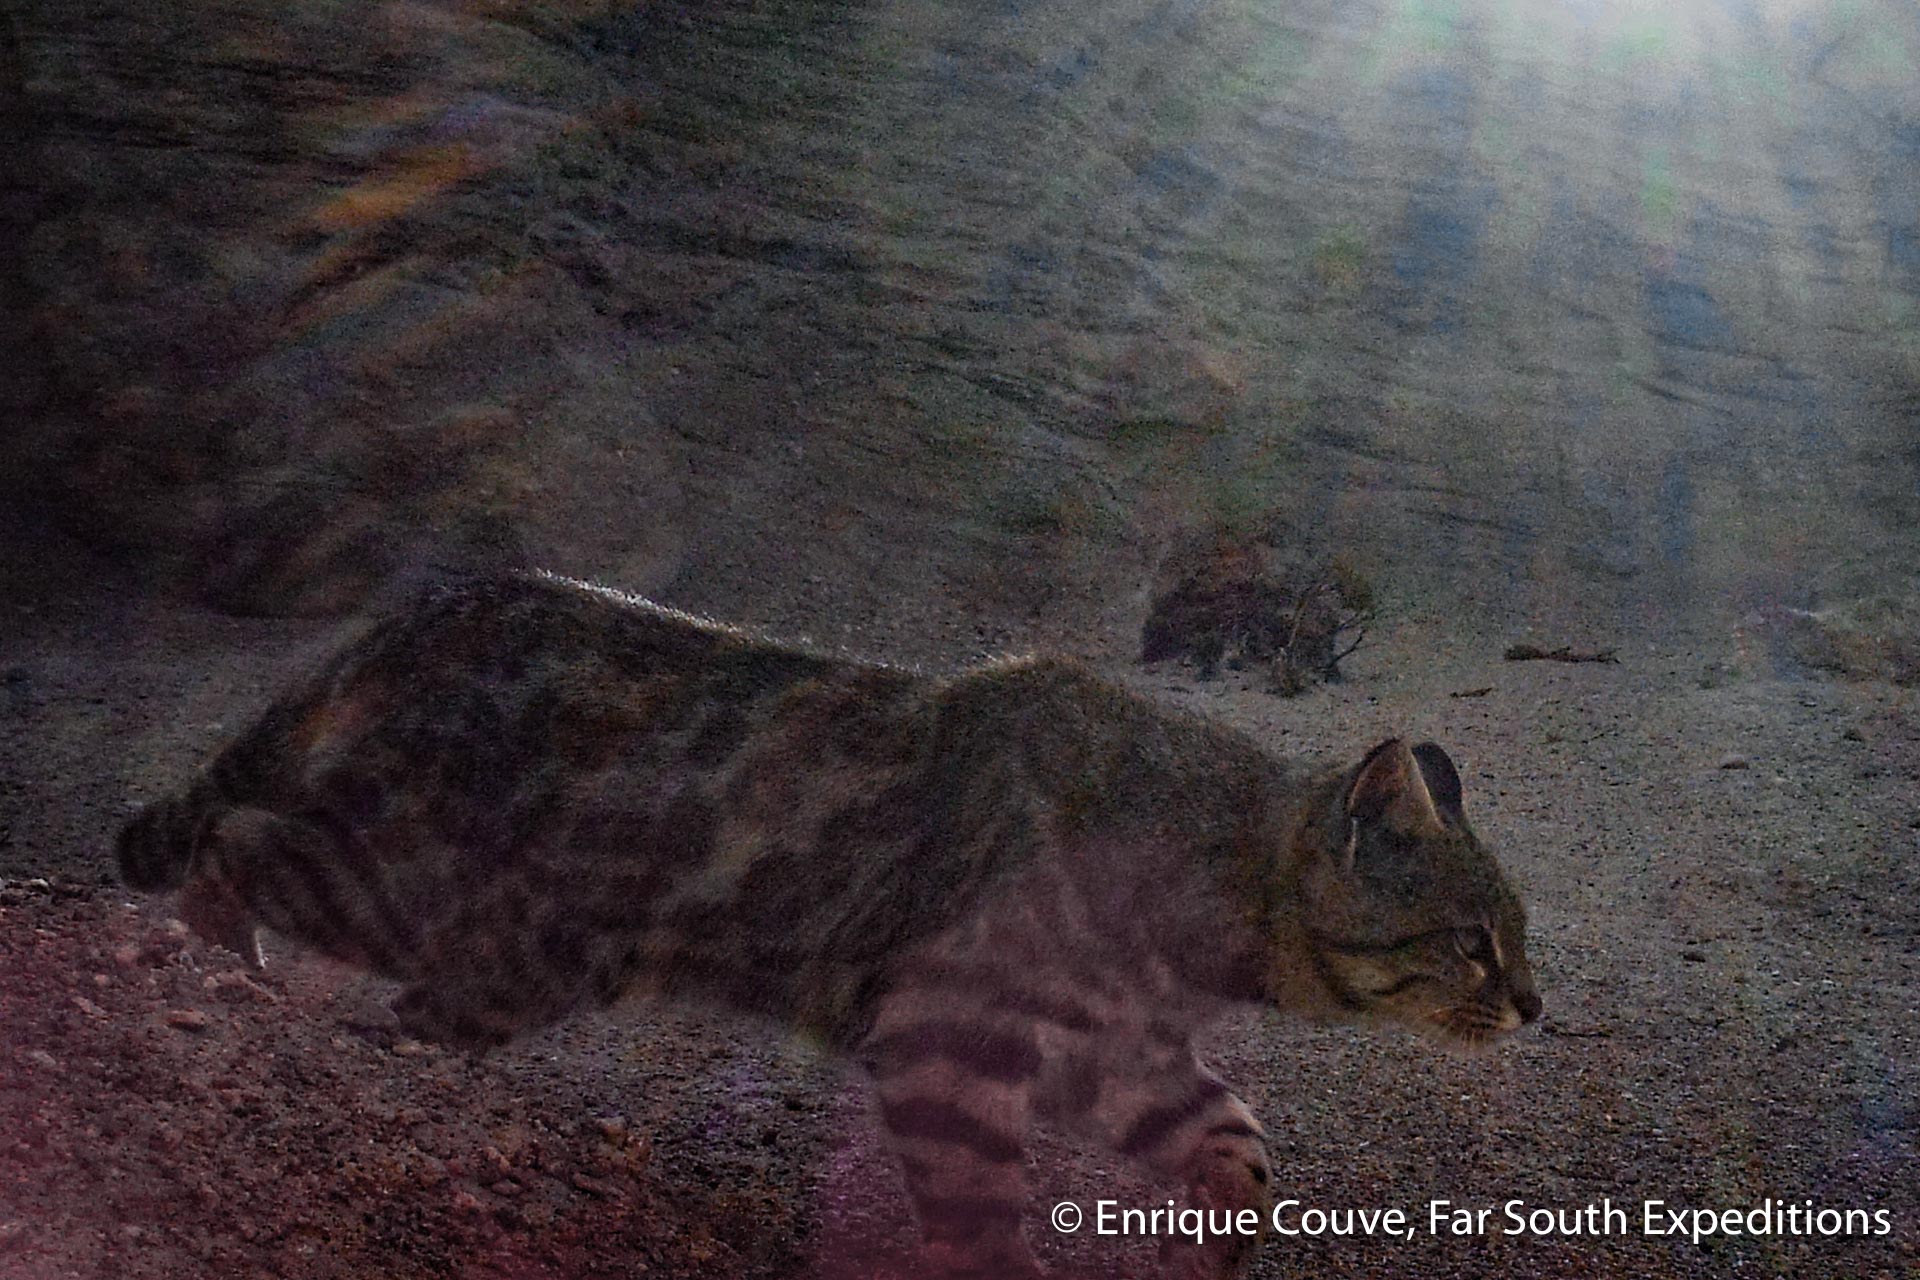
top-left (165, 1009), bottom-right (210, 1031)
top-left (571, 1172), bottom-right (616, 1198)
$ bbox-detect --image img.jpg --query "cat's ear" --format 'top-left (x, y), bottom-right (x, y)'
top-left (1345, 738), bottom-right (1444, 836)
top-left (1410, 741), bottom-right (1465, 822)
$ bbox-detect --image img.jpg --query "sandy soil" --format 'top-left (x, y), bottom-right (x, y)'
top-left (2, 521), bottom-right (1915, 1280)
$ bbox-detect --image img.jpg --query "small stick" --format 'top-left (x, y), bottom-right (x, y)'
top-left (1503, 644), bottom-right (1618, 664)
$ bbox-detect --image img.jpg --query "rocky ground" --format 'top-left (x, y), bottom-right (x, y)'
top-left (2, 523), bottom-right (1915, 1280)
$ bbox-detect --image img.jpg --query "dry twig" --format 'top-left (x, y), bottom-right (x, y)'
top-left (1504, 644), bottom-right (1618, 664)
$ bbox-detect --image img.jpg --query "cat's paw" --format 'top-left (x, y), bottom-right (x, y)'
top-left (389, 984), bottom-right (515, 1053)
top-left (1155, 1155), bottom-right (1272, 1278)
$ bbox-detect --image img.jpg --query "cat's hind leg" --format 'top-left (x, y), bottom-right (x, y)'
top-left (389, 982), bottom-right (522, 1053)
top-left (388, 905), bottom-right (601, 1053)
top-left (175, 871), bottom-right (265, 969)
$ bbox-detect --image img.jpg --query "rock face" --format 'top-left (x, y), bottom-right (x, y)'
top-left (8, 0), bottom-right (660, 614)
top-left (9, 0), bottom-right (1920, 645)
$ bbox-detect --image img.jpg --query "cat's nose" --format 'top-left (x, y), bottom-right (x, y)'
top-left (1513, 990), bottom-right (1543, 1024)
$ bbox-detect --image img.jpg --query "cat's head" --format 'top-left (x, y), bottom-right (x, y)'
top-left (1293, 738), bottom-right (1541, 1049)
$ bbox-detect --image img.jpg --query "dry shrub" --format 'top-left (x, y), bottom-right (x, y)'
top-left (1140, 529), bottom-right (1376, 694)
top-left (1766, 597), bottom-right (1920, 688)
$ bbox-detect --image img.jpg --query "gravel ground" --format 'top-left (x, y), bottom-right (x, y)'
top-left (2, 531), bottom-right (1916, 1280)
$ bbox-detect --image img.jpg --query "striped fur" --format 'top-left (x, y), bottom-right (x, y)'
top-left (116, 572), bottom-right (1540, 1277)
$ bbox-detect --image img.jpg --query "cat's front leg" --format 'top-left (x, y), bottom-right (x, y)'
top-left (861, 1009), bottom-right (1048, 1279)
top-left (1042, 1050), bottom-right (1272, 1280)
top-left (1152, 1085), bottom-right (1271, 1280)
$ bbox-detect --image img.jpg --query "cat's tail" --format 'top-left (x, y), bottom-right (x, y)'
top-left (117, 792), bottom-right (210, 891)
